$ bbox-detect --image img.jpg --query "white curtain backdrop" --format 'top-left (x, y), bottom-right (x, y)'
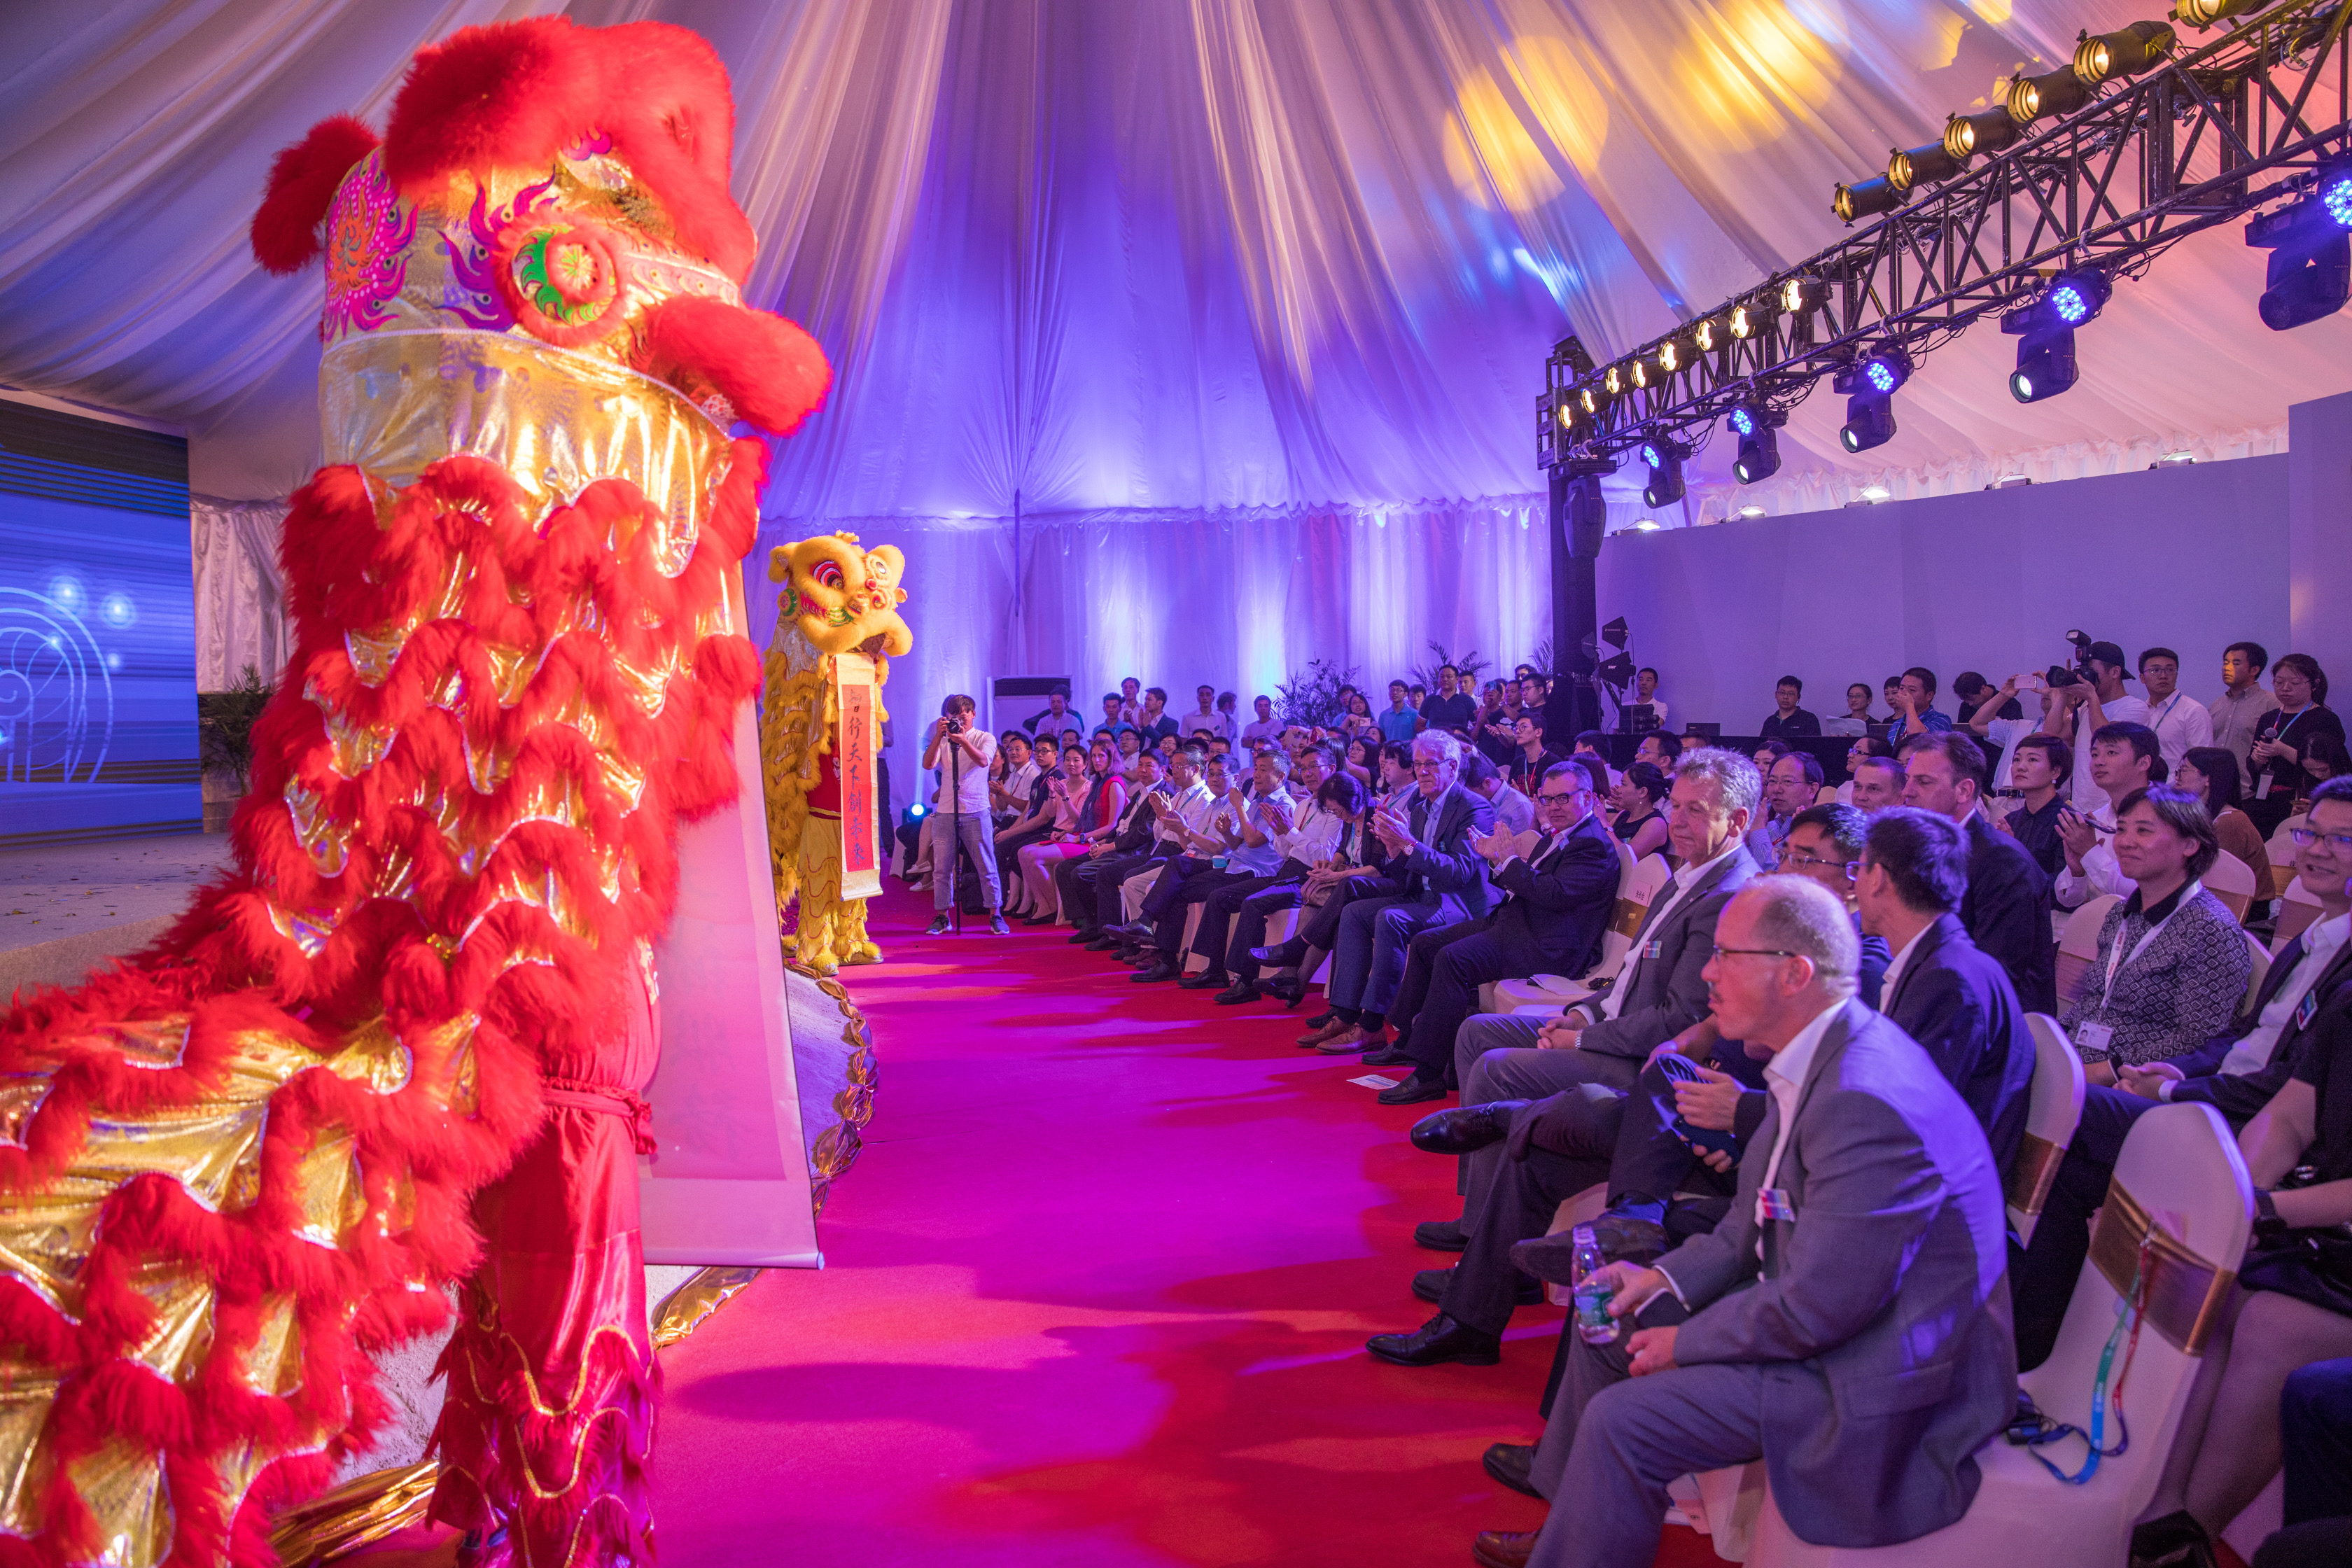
top-left (190, 496), bottom-right (290, 691)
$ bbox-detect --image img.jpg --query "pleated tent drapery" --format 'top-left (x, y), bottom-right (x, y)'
top-left (6, 0), bottom-right (2352, 718)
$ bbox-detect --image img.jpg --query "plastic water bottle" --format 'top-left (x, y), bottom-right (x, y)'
top-left (1569, 1225), bottom-right (1618, 1344)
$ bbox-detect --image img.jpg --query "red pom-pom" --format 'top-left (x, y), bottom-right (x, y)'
top-left (381, 17), bottom-right (595, 198)
top-left (250, 115), bottom-right (379, 275)
top-left (636, 296), bottom-right (831, 437)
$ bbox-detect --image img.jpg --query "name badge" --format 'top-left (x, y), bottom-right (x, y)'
top-left (1645, 939), bottom-right (1665, 960)
top-left (2300, 989), bottom-right (2322, 1030)
top-left (2075, 1021), bottom-right (2115, 1054)
top-left (1758, 1189), bottom-right (1797, 1223)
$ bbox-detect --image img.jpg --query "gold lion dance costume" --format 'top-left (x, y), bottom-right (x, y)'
top-left (0, 18), bottom-right (826, 1567)
top-left (760, 538), bottom-right (910, 976)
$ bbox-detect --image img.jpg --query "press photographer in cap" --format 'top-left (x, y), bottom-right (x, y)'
top-left (2038, 634), bottom-right (2148, 813)
top-left (923, 692), bottom-right (1011, 936)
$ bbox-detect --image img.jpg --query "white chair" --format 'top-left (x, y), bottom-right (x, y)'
top-left (2237, 929), bottom-right (2274, 1020)
top-left (1812, 783), bottom-right (1839, 806)
top-left (2052, 894), bottom-right (2121, 1010)
top-left (1745, 1102), bottom-right (2254, 1567)
top-left (2266, 812), bottom-right (2308, 871)
top-left (2203, 848), bottom-right (2258, 925)
top-left (2274, 875), bottom-right (2324, 951)
top-left (1492, 850), bottom-right (1665, 1015)
top-left (1514, 827), bottom-right (1543, 858)
top-left (2008, 1016), bottom-right (2085, 1248)
top-left (1539, 1184), bottom-right (1609, 1308)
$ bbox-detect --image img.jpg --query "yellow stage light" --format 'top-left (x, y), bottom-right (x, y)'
top-left (1781, 275), bottom-right (1826, 314)
top-left (2175, 0), bottom-right (2277, 27)
top-left (1580, 384), bottom-right (1603, 413)
top-left (1889, 140), bottom-right (1964, 192)
top-left (2008, 66), bottom-right (2090, 122)
top-left (1658, 341), bottom-right (1683, 374)
top-left (1944, 108), bottom-right (2019, 159)
top-left (1604, 364), bottom-right (1625, 394)
top-left (1631, 358), bottom-right (1654, 389)
top-left (1833, 175), bottom-right (1910, 223)
top-left (1693, 317), bottom-right (1721, 352)
top-left (2076, 21), bottom-right (2175, 83)
top-left (1730, 302), bottom-right (1760, 339)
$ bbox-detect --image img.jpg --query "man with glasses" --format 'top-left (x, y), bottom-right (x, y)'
top-left (2011, 775), bottom-right (2352, 1366)
top-left (2138, 646), bottom-right (2213, 774)
top-left (1366, 762), bottom-right (1622, 1105)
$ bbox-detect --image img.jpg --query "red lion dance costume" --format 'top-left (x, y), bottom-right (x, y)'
top-left (0, 18), bottom-right (825, 1568)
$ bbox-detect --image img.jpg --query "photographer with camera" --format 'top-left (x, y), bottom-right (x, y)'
top-left (923, 694), bottom-right (1011, 937)
top-left (2029, 636), bottom-right (2144, 811)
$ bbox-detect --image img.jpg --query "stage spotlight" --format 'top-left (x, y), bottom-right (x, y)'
top-left (1840, 394), bottom-right (1898, 452)
top-left (1578, 383), bottom-right (1604, 414)
top-left (2008, 66), bottom-right (2090, 123)
top-left (2248, 195), bottom-right (2352, 330)
top-left (1602, 616), bottom-right (1630, 651)
top-left (1833, 174), bottom-right (1910, 224)
top-left (2045, 268), bottom-right (2110, 325)
top-left (1943, 109), bottom-right (2018, 160)
top-left (1781, 276), bottom-right (1826, 314)
top-left (1729, 301), bottom-right (1763, 339)
top-left (2009, 332), bottom-right (2079, 401)
top-left (2176, 0), bottom-right (2278, 27)
top-left (2076, 21), bottom-right (2176, 83)
top-left (1692, 317), bottom-right (1722, 353)
top-left (1835, 346), bottom-right (1912, 398)
top-left (1553, 391), bottom-right (1576, 429)
top-left (1604, 363), bottom-right (1625, 395)
top-left (1641, 438), bottom-right (1689, 507)
top-left (1658, 340), bottom-right (1684, 374)
top-left (1730, 406), bottom-right (1782, 484)
top-left (1889, 140), bottom-right (1963, 192)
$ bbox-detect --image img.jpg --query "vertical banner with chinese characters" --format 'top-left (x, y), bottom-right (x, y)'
top-left (833, 652), bottom-right (881, 899)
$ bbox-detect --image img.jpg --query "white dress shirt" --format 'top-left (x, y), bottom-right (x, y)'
top-left (1488, 784), bottom-right (1536, 836)
top-left (1753, 1000), bottom-right (1847, 1257)
top-left (1875, 923), bottom-right (1935, 1012)
top-left (1230, 788), bottom-right (1294, 875)
top-left (2143, 690), bottom-right (2215, 774)
top-left (2054, 807), bottom-right (2130, 909)
top-left (2202, 911), bottom-right (2351, 1084)
top-left (1580, 840), bottom-right (1743, 1024)
top-left (1156, 780), bottom-right (1214, 847)
top-left (1276, 799), bottom-right (1344, 867)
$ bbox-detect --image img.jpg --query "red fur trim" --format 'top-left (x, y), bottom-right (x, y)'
top-left (636, 296), bottom-right (831, 437)
top-left (250, 115), bottom-right (379, 274)
top-left (382, 17), bottom-right (756, 281)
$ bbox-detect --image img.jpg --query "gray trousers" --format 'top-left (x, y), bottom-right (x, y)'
top-left (927, 810), bottom-right (1003, 911)
top-left (1528, 1340), bottom-right (1768, 1568)
top-left (1449, 1015), bottom-right (1644, 1225)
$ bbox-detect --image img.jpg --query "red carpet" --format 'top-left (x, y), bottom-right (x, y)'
top-left (643, 879), bottom-right (1718, 1568)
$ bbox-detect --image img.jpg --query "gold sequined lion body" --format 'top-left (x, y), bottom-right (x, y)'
top-left (760, 535), bottom-right (911, 975)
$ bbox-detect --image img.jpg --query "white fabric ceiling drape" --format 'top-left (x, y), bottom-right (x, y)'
top-left (8, 0), bottom-right (2350, 514)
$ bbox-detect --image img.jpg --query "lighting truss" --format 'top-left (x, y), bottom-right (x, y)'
top-left (1539, 0), bottom-right (2352, 468)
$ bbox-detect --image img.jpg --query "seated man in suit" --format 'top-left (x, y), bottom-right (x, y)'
top-left (1051, 748), bottom-right (1174, 939)
top-left (1364, 762), bottom-right (1621, 1104)
top-left (1901, 729), bottom-right (2057, 1013)
top-left (2011, 775), bottom-right (2352, 1367)
top-left (1178, 743), bottom-right (1337, 990)
top-left (1469, 876), bottom-right (2015, 1568)
top-left (1085, 747), bottom-right (1217, 945)
top-left (1296, 731), bottom-right (1497, 1052)
top-left (1410, 750), bottom-right (1763, 1252)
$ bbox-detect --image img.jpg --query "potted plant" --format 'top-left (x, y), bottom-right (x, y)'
top-left (198, 664), bottom-right (274, 832)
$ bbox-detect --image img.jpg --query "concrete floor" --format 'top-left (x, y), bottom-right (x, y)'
top-left (0, 832), bottom-right (232, 951)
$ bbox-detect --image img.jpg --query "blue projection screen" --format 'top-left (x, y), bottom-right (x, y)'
top-left (0, 401), bottom-right (200, 848)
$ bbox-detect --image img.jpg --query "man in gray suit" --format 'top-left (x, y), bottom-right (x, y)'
top-left (1414, 749), bottom-right (1763, 1253)
top-left (1469, 876), bottom-right (2015, 1568)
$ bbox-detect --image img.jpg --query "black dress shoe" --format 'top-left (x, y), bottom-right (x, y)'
top-left (1482, 1443), bottom-right (1541, 1499)
top-left (1409, 1100), bottom-right (1527, 1156)
top-left (1066, 927), bottom-right (1100, 944)
top-left (1020, 912), bottom-right (1054, 926)
top-left (1359, 1045), bottom-right (1412, 1068)
top-left (1364, 1314), bottom-right (1501, 1367)
top-left (1377, 1075), bottom-right (1448, 1106)
top-left (1130, 962), bottom-right (1179, 983)
top-left (1250, 939), bottom-right (1308, 967)
top-left (1508, 1231), bottom-right (1592, 1287)
top-left (1262, 975), bottom-right (1306, 1006)
top-left (1413, 1219), bottom-right (1467, 1252)
top-left (1212, 981), bottom-right (1261, 1004)
top-left (1411, 1266), bottom-right (1452, 1303)
top-left (1177, 970), bottom-right (1228, 990)
top-left (1084, 936), bottom-right (1121, 951)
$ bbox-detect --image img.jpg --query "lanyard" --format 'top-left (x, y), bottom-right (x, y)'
top-left (2099, 882), bottom-right (2202, 1011)
top-left (2148, 692), bottom-right (2181, 730)
top-left (2026, 1233), bottom-right (2150, 1484)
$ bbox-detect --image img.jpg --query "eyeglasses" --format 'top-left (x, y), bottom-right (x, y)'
top-left (2290, 827), bottom-right (2352, 852)
top-left (1709, 946), bottom-right (1803, 962)
top-left (1536, 790), bottom-right (1583, 804)
top-left (1779, 853), bottom-right (1860, 875)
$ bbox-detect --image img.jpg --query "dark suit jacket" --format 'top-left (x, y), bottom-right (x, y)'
top-left (1578, 844), bottom-right (1761, 1061)
top-left (1667, 1000), bottom-right (2015, 1548)
top-left (1371, 780), bottom-right (1497, 924)
top-left (1880, 914), bottom-right (2036, 1172)
top-left (1489, 812), bottom-right (1619, 973)
top-left (2162, 933), bottom-right (2352, 1126)
top-left (1961, 813), bottom-right (2054, 1014)
top-left (1108, 788), bottom-right (1162, 854)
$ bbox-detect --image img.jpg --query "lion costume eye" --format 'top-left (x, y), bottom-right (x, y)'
top-left (809, 560), bottom-right (845, 592)
top-left (864, 555), bottom-right (892, 584)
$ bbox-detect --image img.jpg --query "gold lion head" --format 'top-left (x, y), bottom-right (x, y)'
top-left (768, 532), bottom-right (912, 657)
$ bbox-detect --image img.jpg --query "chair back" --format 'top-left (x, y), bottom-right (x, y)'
top-left (1514, 827), bottom-right (1542, 858)
top-left (1584, 852), bottom-right (1672, 984)
top-left (2006, 1016), bottom-right (2087, 1247)
top-left (2053, 894), bottom-right (2122, 1009)
top-left (1813, 783), bottom-right (1839, 805)
top-left (2268, 813), bottom-right (2309, 869)
top-left (2203, 848), bottom-right (2258, 924)
top-left (2237, 930), bottom-right (2273, 1020)
top-left (2019, 1103), bottom-right (2253, 1523)
top-left (2275, 875), bottom-right (2324, 953)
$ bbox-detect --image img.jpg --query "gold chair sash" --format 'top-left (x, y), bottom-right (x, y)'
top-left (2088, 1179), bottom-right (2236, 1354)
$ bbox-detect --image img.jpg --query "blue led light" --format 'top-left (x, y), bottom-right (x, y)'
top-left (2325, 167), bottom-right (2352, 230)
top-left (1642, 442), bottom-right (1663, 468)
top-left (1729, 407), bottom-right (1756, 437)
top-left (1864, 359), bottom-right (1898, 393)
top-left (2050, 284), bottom-right (2091, 324)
